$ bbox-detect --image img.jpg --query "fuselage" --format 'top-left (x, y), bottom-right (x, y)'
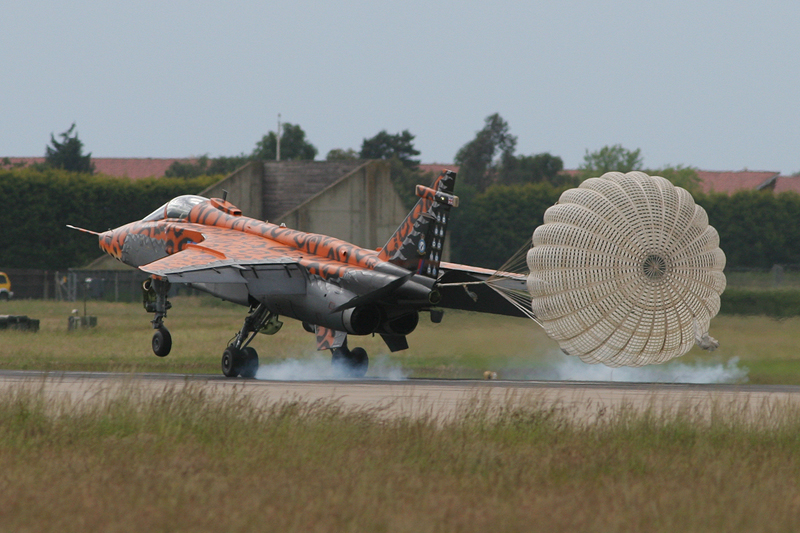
top-left (98, 196), bottom-right (435, 337)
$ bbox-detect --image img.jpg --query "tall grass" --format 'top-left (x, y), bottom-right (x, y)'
top-left (1, 385), bottom-right (799, 532)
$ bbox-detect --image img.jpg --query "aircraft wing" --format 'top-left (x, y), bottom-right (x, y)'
top-left (139, 226), bottom-right (300, 284)
top-left (436, 261), bottom-right (531, 319)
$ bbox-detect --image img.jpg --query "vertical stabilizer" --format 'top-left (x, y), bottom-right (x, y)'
top-left (378, 170), bottom-right (458, 278)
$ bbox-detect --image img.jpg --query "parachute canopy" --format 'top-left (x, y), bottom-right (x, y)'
top-left (526, 171), bottom-right (726, 367)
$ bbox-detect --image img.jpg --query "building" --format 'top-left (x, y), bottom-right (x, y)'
top-left (1, 157), bottom-right (199, 179)
top-left (199, 160), bottom-right (411, 251)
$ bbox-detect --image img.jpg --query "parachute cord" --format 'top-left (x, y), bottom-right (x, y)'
top-left (436, 279), bottom-right (543, 327)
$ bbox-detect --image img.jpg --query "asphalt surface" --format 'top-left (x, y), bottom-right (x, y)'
top-left (2, 369), bottom-right (799, 421)
top-left (2, 368), bottom-right (800, 393)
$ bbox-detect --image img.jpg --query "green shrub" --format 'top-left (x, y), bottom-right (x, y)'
top-left (720, 288), bottom-right (800, 317)
top-left (0, 168), bottom-right (219, 269)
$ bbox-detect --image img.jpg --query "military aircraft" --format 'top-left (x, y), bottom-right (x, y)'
top-left (69, 170), bottom-right (530, 378)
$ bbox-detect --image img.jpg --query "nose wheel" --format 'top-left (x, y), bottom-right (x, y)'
top-left (152, 326), bottom-right (172, 357)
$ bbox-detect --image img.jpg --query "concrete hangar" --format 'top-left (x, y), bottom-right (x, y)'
top-left (201, 159), bottom-right (411, 252)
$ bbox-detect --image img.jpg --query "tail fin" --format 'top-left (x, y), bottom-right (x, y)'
top-left (378, 170), bottom-right (458, 278)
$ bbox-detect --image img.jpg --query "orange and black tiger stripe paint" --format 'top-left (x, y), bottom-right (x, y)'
top-left (378, 170), bottom-right (454, 262)
top-left (99, 170), bottom-right (457, 283)
top-left (100, 199), bottom-right (384, 282)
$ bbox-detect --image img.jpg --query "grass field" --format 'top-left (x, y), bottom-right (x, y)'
top-left (1, 298), bottom-right (799, 383)
top-left (1, 385), bottom-right (800, 532)
top-left (3, 299), bottom-right (800, 531)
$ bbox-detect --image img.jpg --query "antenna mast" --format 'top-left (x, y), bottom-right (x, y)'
top-left (276, 113), bottom-right (281, 161)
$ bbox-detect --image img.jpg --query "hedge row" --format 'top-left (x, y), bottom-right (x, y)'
top-left (449, 182), bottom-right (800, 270)
top-left (3, 168), bottom-right (800, 273)
top-left (719, 289), bottom-right (800, 318)
top-left (0, 169), bottom-right (219, 270)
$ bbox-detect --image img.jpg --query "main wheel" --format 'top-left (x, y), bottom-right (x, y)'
top-left (152, 326), bottom-right (172, 357)
top-left (331, 347), bottom-right (369, 378)
top-left (348, 348), bottom-right (368, 377)
top-left (221, 346), bottom-right (243, 378)
top-left (240, 346), bottom-right (259, 378)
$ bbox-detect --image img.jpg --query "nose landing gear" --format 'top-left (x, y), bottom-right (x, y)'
top-left (152, 326), bottom-right (172, 357)
top-left (143, 278), bottom-right (172, 357)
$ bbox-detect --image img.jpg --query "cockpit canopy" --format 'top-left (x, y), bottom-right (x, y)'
top-left (143, 195), bottom-right (207, 222)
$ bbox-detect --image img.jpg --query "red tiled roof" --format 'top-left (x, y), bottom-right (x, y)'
top-left (774, 175), bottom-right (800, 195)
top-left (6, 156), bottom-right (798, 196)
top-left (418, 164), bottom-right (459, 175)
top-left (2, 157), bottom-right (199, 179)
top-left (695, 170), bottom-right (779, 194)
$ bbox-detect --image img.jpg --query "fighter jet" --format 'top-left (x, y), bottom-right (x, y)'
top-left (69, 170), bottom-right (530, 378)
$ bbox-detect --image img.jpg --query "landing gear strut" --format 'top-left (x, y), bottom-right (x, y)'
top-left (221, 303), bottom-right (282, 378)
top-left (331, 341), bottom-right (369, 378)
top-left (143, 278), bottom-right (172, 357)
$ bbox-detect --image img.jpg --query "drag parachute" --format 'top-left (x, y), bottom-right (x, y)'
top-left (526, 171), bottom-right (726, 367)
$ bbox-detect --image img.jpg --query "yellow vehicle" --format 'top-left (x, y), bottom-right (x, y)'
top-left (0, 272), bottom-right (13, 300)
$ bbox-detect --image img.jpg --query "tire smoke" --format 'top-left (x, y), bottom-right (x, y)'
top-left (519, 351), bottom-right (748, 384)
top-left (255, 353), bottom-right (408, 381)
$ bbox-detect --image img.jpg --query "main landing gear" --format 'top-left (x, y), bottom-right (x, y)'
top-left (222, 303), bottom-right (283, 378)
top-left (303, 322), bottom-right (370, 378)
top-left (331, 342), bottom-right (369, 378)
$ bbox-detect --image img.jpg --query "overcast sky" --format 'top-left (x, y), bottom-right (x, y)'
top-left (3, 1), bottom-right (799, 173)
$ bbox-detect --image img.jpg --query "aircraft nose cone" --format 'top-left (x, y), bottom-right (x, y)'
top-left (99, 228), bottom-right (124, 259)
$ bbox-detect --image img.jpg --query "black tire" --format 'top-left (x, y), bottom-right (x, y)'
top-left (331, 346), bottom-right (369, 378)
top-left (240, 346), bottom-right (259, 378)
top-left (348, 347), bottom-right (369, 377)
top-left (152, 327), bottom-right (172, 357)
top-left (331, 347), bottom-right (348, 366)
top-left (0, 293), bottom-right (8, 301)
top-left (221, 346), bottom-right (243, 378)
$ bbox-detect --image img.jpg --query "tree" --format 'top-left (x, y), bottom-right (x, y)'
top-left (449, 182), bottom-right (565, 268)
top-left (648, 165), bottom-right (702, 194)
top-left (454, 113), bottom-right (517, 191)
top-left (360, 130), bottom-right (420, 169)
top-left (326, 148), bottom-right (359, 161)
top-left (252, 123), bottom-right (317, 161)
top-left (164, 155), bottom-right (210, 178)
top-left (45, 123), bottom-right (94, 174)
top-left (498, 152), bottom-right (571, 187)
top-left (164, 154), bottom-right (249, 178)
top-left (579, 144), bottom-right (642, 179)
top-left (206, 154), bottom-right (250, 174)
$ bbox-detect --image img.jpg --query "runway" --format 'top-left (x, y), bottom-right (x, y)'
top-left (2, 369), bottom-right (800, 421)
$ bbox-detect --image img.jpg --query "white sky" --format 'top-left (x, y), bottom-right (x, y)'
top-left (3, 1), bottom-right (799, 173)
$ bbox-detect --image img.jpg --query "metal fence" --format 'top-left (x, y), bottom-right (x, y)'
top-left (1, 268), bottom-right (58, 300)
top-left (0, 268), bottom-right (192, 302)
top-left (55, 270), bottom-right (152, 302)
top-left (2, 264), bottom-right (799, 302)
top-left (724, 265), bottom-right (800, 290)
